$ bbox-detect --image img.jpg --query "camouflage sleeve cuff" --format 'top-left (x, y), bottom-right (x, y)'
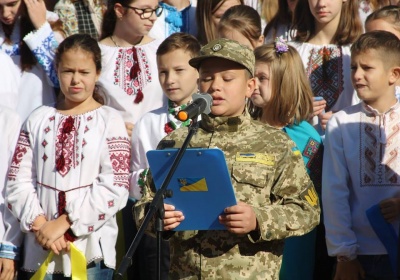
top-left (247, 207), bottom-right (264, 243)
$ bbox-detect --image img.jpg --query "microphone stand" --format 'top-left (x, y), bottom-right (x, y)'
top-left (115, 117), bottom-right (200, 279)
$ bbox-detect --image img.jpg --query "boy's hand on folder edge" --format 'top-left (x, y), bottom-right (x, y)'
top-left (163, 204), bottom-right (185, 231)
top-left (219, 202), bottom-right (257, 235)
top-left (379, 197), bottom-right (400, 223)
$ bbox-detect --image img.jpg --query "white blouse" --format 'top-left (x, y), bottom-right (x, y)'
top-left (0, 106), bottom-right (23, 261)
top-left (0, 18), bottom-right (59, 121)
top-left (6, 105), bottom-right (130, 275)
top-left (99, 39), bottom-right (166, 124)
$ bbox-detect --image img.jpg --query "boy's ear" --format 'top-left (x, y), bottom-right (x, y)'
top-left (389, 66), bottom-right (400, 85)
top-left (245, 77), bottom-right (256, 98)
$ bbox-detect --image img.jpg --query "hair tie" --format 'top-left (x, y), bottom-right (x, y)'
top-left (274, 37), bottom-right (289, 55)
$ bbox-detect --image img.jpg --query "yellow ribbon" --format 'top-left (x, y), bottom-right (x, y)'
top-left (31, 243), bottom-right (87, 280)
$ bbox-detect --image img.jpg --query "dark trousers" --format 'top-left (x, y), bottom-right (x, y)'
top-left (122, 199), bottom-right (170, 280)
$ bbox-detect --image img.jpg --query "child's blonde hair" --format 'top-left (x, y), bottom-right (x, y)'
top-left (292, 0), bottom-right (362, 45)
top-left (217, 5), bottom-right (262, 49)
top-left (366, 5), bottom-right (400, 34)
top-left (156, 32), bottom-right (201, 58)
top-left (250, 43), bottom-right (314, 126)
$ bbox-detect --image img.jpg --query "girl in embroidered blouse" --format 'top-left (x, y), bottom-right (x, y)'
top-left (196, 0), bottom-right (244, 45)
top-left (6, 34), bottom-right (130, 279)
top-left (217, 5), bottom-right (264, 50)
top-left (289, 0), bottom-right (363, 136)
top-left (98, 0), bottom-right (165, 137)
top-left (249, 39), bottom-right (325, 280)
top-left (0, 0), bottom-right (64, 121)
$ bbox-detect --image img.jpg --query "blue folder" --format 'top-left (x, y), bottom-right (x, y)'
top-left (366, 204), bottom-right (398, 276)
top-left (146, 148), bottom-right (237, 231)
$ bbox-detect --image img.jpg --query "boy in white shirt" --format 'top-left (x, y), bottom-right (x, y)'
top-left (129, 32), bottom-right (200, 279)
top-left (323, 31), bottom-right (400, 280)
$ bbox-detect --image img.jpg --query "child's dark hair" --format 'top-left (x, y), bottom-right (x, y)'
top-left (365, 5), bottom-right (400, 34)
top-left (2, 1), bottom-right (65, 71)
top-left (292, 0), bottom-right (362, 45)
top-left (217, 5), bottom-right (262, 49)
top-left (55, 34), bottom-right (104, 104)
top-left (156, 33), bottom-right (201, 58)
top-left (100, 0), bottom-right (135, 39)
top-left (351, 30), bottom-right (400, 68)
top-left (263, 0), bottom-right (293, 40)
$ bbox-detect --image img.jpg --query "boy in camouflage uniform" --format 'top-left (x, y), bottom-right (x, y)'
top-left (135, 38), bottom-right (320, 279)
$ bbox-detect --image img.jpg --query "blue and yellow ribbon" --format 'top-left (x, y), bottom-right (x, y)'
top-left (31, 243), bottom-right (87, 280)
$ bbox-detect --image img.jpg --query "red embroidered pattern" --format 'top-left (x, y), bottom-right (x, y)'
top-left (55, 116), bottom-right (80, 177)
top-left (107, 137), bottom-right (130, 189)
top-left (113, 47), bottom-right (151, 104)
top-left (8, 130), bottom-right (30, 181)
top-left (306, 46), bottom-right (344, 111)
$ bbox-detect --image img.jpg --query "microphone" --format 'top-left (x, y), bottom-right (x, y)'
top-left (177, 93), bottom-right (212, 122)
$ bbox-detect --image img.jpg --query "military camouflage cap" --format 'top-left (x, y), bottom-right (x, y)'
top-left (189, 38), bottom-right (255, 77)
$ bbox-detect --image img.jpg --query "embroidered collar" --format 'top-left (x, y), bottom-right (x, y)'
top-left (200, 114), bottom-right (247, 133)
top-left (164, 99), bottom-right (192, 134)
top-left (362, 100), bottom-right (400, 116)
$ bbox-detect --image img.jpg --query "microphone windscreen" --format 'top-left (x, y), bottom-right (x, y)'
top-left (192, 93), bottom-right (212, 115)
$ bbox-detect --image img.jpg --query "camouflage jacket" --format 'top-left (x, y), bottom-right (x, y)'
top-left (134, 114), bottom-right (320, 279)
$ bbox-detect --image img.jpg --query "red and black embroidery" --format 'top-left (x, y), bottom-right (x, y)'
top-left (307, 46), bottom-right (344, 112)
top-left (8, 130), bottom-right (30, 181)
top-left (107, 137), bottom-right (130, 189)
top-left (55, 116), bottom-right (80, 176)
top-left (113, 47), bottom-right (152, 104)
top-left (57, 191), bottom-right (77, 242)
top-left (108, 200), bottom-right (114, 208)
top-left (360, 108), bottom-right (400, 186)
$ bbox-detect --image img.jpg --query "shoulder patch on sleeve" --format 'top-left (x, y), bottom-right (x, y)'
top-left (235, 152), bottom-right (275, 166)
top-left (300, 184), bottom-right (319, 208)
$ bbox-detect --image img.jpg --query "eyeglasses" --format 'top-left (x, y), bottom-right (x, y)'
top-left (122, 5), bottom-right (163, 19)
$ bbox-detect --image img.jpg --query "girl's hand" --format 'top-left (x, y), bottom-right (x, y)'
top-left (0, 258), bottom-right (16, 280)
top-left (163, 204), bottom-right (184, 231)
top-left (380, 198), bottom-right (400, 223)
top-left (32, 215), bottom-right (47, 231)
top-left (32, 214), bottom-right (71, 249)
top-left (24, 0), bottom-right (47, 30)
top-left (334, 259), bottom-right (365, 280)
top-left (318, 111), bottom-right (334, 130)
top-left (50, 236), bottom-right (70, 255)
top-left (219, 202), bottom-right (257, 234)
top-left (311, 98), bottom-right (327, 118)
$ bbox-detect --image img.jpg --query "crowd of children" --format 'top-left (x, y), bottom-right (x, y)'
top-left (0, 0), bottom-right (399, 279)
